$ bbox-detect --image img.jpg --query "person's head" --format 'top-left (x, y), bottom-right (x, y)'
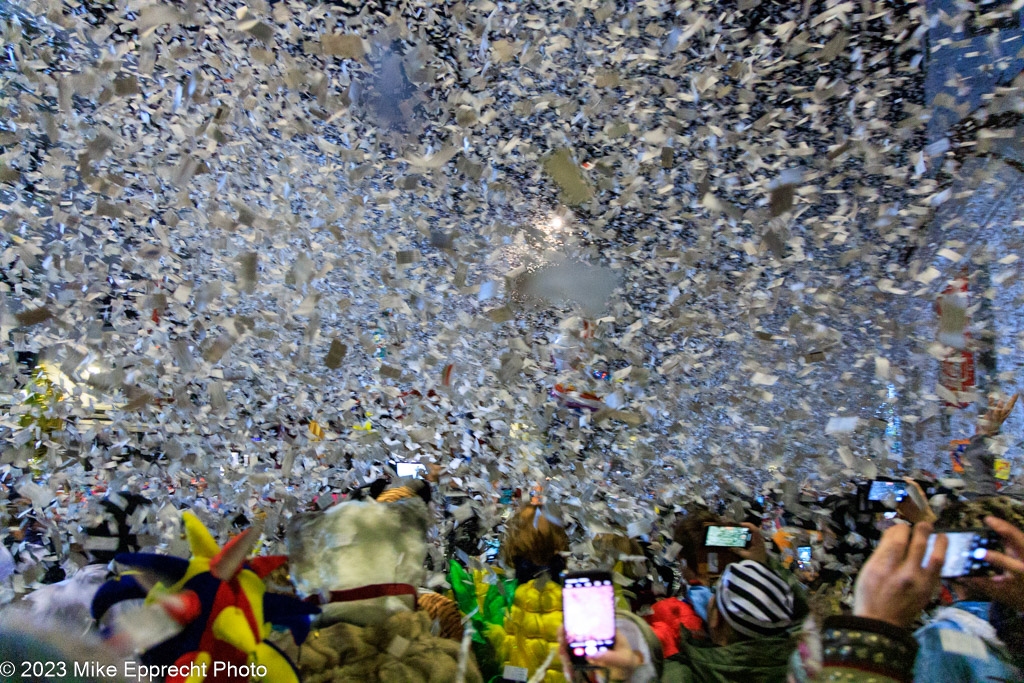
top-left (501, 504), bottom-right (569, 575)
top-left (936, 495), bottom-right (1024, 601)
top-left (592, 533), bottom-right (645, 581)
top-left (671, 507), bottom-right (721, 574)
top-left (707, 560), bottom-right (795, 646)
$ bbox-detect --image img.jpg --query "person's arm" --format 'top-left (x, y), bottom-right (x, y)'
top-left (964, 394), bottom-right (1019, 496)
top-left (977, 394), bottom-right (1018, 437)
top-left (613, 616), bottom-right (657, 683)
top-left (800, 523), bottom-right (945, 683)
top-left (815, 615), bottom-right (920, 682)
top-left (896, 479), bottom-right (936, 524)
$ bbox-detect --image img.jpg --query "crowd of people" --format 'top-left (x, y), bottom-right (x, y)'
top-left (3, 0), bottom-right (1024, 680)
top-left (0, 397), bottom-right (1020, 683)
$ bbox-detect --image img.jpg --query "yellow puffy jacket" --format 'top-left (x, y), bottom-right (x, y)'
top-left (487, 579), bottom-right (564, 683)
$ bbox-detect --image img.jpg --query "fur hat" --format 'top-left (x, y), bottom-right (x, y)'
top-left (936, 495), bottom-right (1024, 530)
top-left (275, 609), bottom-right (482, 683)
top-left (287, 498), bottom-right (430, 626)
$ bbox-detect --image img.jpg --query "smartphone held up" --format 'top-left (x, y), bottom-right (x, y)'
top-left (704, 525), bottom-right (752, 549)
top-left (796, 545), bottom-right (812, 570)
top-left (922, 529), bottom-right (1000, 578)
top-left (562, 571), bottom-right (616, 665)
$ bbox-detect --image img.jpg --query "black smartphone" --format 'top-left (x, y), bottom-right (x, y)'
top-left (923, 529), bottom-right (1000, 578)
top-left (562, 571), bottom-right (616, 665)
top-left (704, 525), bottom-right (752, 548)
top-left (858, 478), bottom-right (910, 512)
top-left (867, 479), bottom-right (908, 503)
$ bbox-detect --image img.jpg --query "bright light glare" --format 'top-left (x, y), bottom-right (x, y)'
top-left (80, 364), bottom-right (102, 379)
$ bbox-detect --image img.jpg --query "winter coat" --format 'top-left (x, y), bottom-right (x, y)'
top-left (449, 563), bottom-right (516, 632)
top-left (661, 630), bottom-right (794, 683)
top-left (275, 609), bottom-right (483, 683)
top-left (914, 601), bottom-right (1022, 682)
top-left (788, 615), bottom-right (918, 683)
top-left (486, 578), bottom-right (564, 683)
top-left (449, 563), bottom-right (517, 682)
top-left (645, 597), bottom-right (705, 658)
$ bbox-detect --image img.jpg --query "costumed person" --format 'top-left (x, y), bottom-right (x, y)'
top-left (91, 512), bottom-right (318, 683)
top-left (275, 479), bottom-right (482, 682)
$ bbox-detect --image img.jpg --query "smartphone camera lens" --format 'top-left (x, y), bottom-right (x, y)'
top-left (971, 547), bottom-right (987, 560)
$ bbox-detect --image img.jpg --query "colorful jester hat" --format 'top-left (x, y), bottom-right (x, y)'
top-left (91, 512), bottom-right (319, 683)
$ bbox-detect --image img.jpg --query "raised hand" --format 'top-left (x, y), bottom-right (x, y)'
top-left (853, 522), bottom-right (946, 628)
top-left (978, 394), bottom-right (1019, 437)
top-left (960, 516), bottom-right (1024, 611)
top-left (736, 522), bottom-right (768, 565)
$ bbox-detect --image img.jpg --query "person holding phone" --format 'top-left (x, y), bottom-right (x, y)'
top-left (789, 521), bottom-right (946, 683)
top-left (660, 558), bottom-right (798, 682)
top-left (669, 507), bottom-right (724, 586)
top-left (640, 509), bottom-right (722, 659)
top-left (910, 497), bottom-right (1024, 682)
top-left (557, 572), bottom-right (658, 683)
